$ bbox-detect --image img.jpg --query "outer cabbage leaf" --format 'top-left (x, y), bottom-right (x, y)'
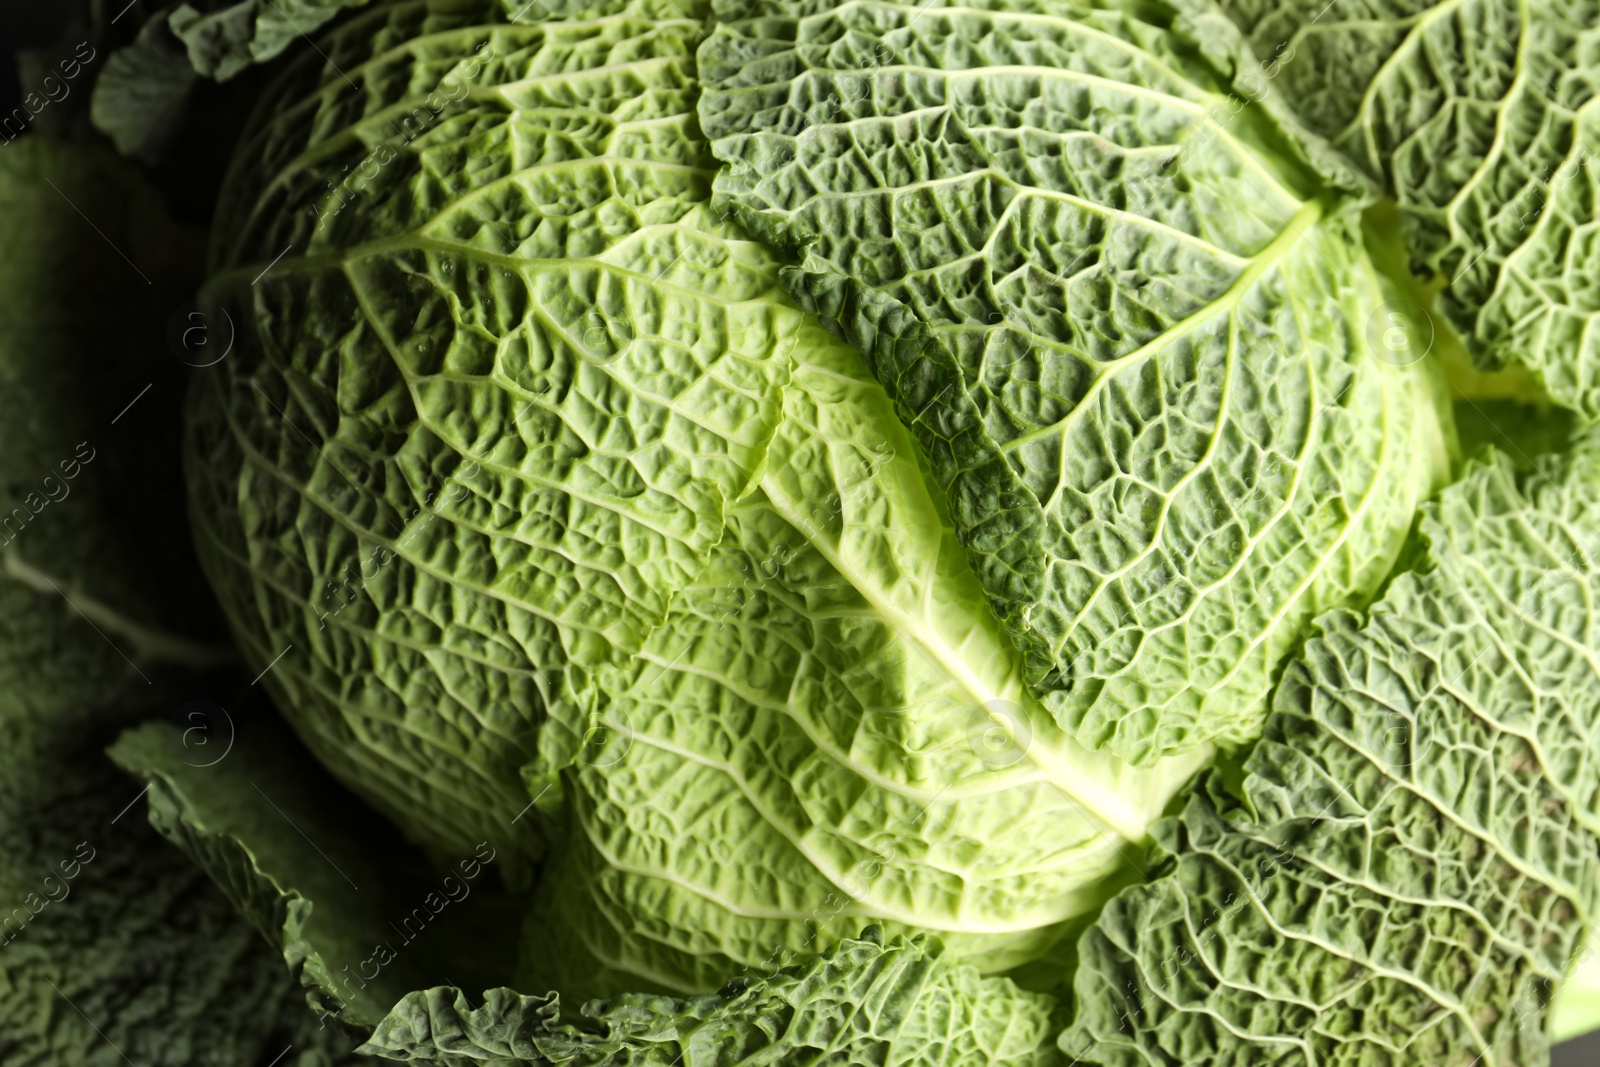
top-left (0, 136), bottom-right (361, 1067)
top-left (90, 8), bottom-right (203, 162)
top-left (109, 713), bottom-right (526, 1032)
top-left (186, 0), bottom-right (792, 881)
top-left (0, 136), bottom-right (211, 633)
top-left (109, 716), bottom-right (1064, 1067)
top-left (0, 652), bottom-right (360, 1067)
top-left (167, 0), bottom-right (380, 80)
top-left (1177, 0), bottom-right (1600, 416)
top-left (699, 0), bottom-right (1451, 764)
top-left (107, 0), bottom-right (642, 86)
top-left (364, 930), bottom-right (1063, 1067)
top-left (90, 0), bottom-right (369, 157)
top-left (1062, 433), bottom-right (1600, 1065)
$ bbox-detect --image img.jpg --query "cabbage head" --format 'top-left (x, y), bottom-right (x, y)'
top-left (83, 0), bottom-right (1600, 1061)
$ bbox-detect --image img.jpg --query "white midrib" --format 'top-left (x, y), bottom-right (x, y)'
top-left (757, 475), bottom-right (1165, 843)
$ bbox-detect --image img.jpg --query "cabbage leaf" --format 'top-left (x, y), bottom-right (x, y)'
top-left (1064, 434), bottom-right (1600, 1065)
top-left (1178, 0), bottom-right (1600, 416)
top-left (0, 137), bottom-right (366, 1067)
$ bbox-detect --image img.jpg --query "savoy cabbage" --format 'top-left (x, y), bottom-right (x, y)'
top-left (6, 0), bottom-right (1600, 1063)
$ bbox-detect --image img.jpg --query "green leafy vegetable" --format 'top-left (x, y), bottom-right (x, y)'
top-left (90, 11), bottom-right (201, 161)
top-left (1178, 0), bottom-right (1600, 417)
top-left (365, 930), bottom-right (1062, 1067)
top-left (1064, 434), bottom-right (1600, 1064)
top-left (5, 0), bottom-right (1600, 1061)
top-left (0, 136), bottom-right (364, 1067)
top-left (109, 713), bottom-right (525, 1033)
top-left (182, 0), bottom-right (1207, 997)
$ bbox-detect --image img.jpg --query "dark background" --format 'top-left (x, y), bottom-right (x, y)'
top-left (0, 0), bottom-right (66, 116)
top-left (4, 1), bottom-right (1600, 1064)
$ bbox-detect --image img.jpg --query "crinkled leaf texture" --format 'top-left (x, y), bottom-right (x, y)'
top-left (89, 0), bottom-right (698, 156)
top-left (157, 0), bottom-right (638, 81)
top-left (121, 420), bottom-right (1600, 1064)
top-left (110, 718), bottom-right (1065, 1067)
top-left (186, 0), bottom-right (1206, 998)
top-left (0, 137), bottom-right (363, 1067)
top-left (187, 0), bottom-right (806, 881)
top-left (167, 0), bottom-right (383, 79)
top-left (90, 0), bottom-right (373, 157)
top-left (363, 931), bottom-right (1062, 1067)
top-left (109, 713), bottom-right (527, 1033)
top-left (699, 0), bottom-right (1451, 766)
top-left (1063, 433), bottom-right (1600, 1065)
top-left (163, 0), bottom-right (1600, 1057)
top-left (1175, 0), bottom-right (1600, 417)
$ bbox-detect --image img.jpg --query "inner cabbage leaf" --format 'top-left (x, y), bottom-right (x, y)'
top-left (532, 312), bottom-right (1208, 998)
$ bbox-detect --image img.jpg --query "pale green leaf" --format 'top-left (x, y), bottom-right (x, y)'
top-left (1063, 432), bottom-right (1600, 1064)
top-left (1179, 0), bottom-right (1600, 417)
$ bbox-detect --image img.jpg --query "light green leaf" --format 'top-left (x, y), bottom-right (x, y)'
top-left (186, 0), bottom-right (792, 881)
top-left (699, 0), bottom-right (1452, 764)
top-left (365, 929), bottom-right (1063, 1067)
top-left (531, 320), bottom-right (1208, 999)
top-left (1178, 0), bottom-right (1600, 417)
top-left (1062, 432), bottom-right (1600, 1064)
